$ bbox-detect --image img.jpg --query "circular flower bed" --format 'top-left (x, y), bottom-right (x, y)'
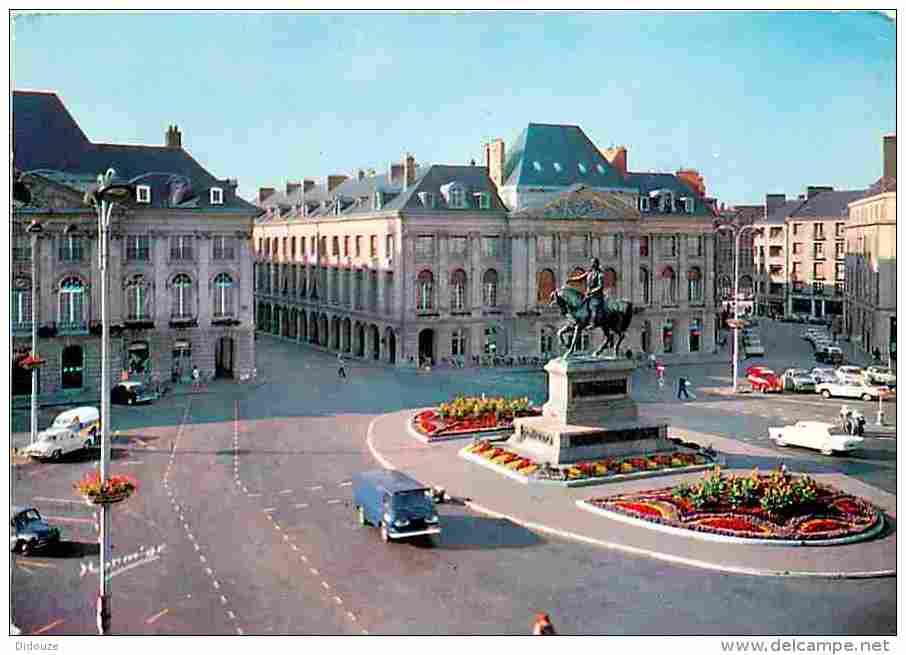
top-left (586, 466), bottom-right (881, 541)
top-left (414, 396), bottom-right (541, 438)
top-left (463, 439), bottom-right (712, 479)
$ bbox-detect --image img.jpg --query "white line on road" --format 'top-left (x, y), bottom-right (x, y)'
top-left (294, 503), bottom-right (309, 509)
top-left (333, 596), bottom-right (343, 605)
top-left (205, 567), bottom-right (213, 576)
top-left (247, 493), bottom-right (261, 497)
top-left (187, 533), bottom-right (194, 541)
top-left (300, 555), bottom-right (308, 562)
top-left (309, 568), bottom-right (319, 575)
top-left (123, 461), bottom-right (145, 466)
top-left (290, 544), bottom-right (299, 551)
top-left (262, 507), bottom-right (277, 513)
top-left (32, 497), bottom-right (87, 505)
top-left (338, 481), bottom-right (353, 487)
top-left (321, 581), bottom-right (330, 590)
top-left (213, 580), bottom-right (220, 589)
top-left (346, 612), bottom-right (356, 622)
top-left (274, 524), bottom-right (281, 531)
top-left (278, 489), bottom-right (293, 495)
top-left (237, 628), bottom-right (244, 635)
top-left (193, 543), bottom-right (199, 551)
top-left (200, 555), bottom-right (206, 563)
top-left (326, 499), bottom-right (343, 505)
top-left (220, 595), bottom-right (227, 605)
top-left (307, 485), bottom-right (323, 491)
top-left (283, 534), bottom-right (289, 541)
top-left (227, 611), bottom-right (235, 620)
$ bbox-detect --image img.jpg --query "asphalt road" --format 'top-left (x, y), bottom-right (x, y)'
top-left (9, 323), bottom-right (896, 636)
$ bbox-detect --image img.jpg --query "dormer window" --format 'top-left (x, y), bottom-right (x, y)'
top-left (210, 187), bottom-right (224, 205)
top-left (418, 191), bottom-right (436, 208)
top-left (577, 163), bottom-right (587, 174)
top-left (374, 191), bottom-right (384, 210)
top-left (683, 197), bottom-right (695, 214)
top-left (440, 182), bottom-right (467, 208)
top-left (552, 162), bottom-right (562, 173)
top-left (532, 161), bottom-right (543, 172)
top-left (639, 196), bottom-right (650, 212)
top-left (136, 185), bottom-right (151, 204)
top-left (596, 164), bottom-right (606, 174)
top-left (474, 192), bottom-right (491, 210)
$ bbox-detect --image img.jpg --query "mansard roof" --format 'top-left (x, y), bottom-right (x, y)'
top-left (510, 184), bottom-right (639, 220)
top-left (624, 171), bottom-right (714, 217)
top-left (790, 189), bottom-right (867, 220)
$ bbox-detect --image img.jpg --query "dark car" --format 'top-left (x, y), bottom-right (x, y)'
top-left (10, 506), bottom-right (60, 555)
top-left (111, 381), bottom-right (160, 405)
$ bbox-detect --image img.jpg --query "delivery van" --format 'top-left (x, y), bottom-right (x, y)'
top-left (22, 406), bottom-right (100, 460)
top-left (352, 470), bottom-right (441, 543)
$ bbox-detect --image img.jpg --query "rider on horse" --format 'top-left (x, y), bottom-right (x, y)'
top-left (568, 257), bottom-right (608, 325)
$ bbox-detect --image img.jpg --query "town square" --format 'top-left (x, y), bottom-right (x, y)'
top-left (8, 9), bottom-right (897, 646)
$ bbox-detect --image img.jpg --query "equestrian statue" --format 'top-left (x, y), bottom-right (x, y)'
top-left (550, 257), bottom-right (641, 359)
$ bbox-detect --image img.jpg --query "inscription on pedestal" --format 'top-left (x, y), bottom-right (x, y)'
top-left (572, 378), bottom-right (627, 398)
top-left (569, 426), bottom-right (660, 447)
top-left (520, 426), bottom-right (554, 446)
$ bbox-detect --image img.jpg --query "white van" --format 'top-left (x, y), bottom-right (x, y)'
top-left (22, 406), bottom-right (100, 460)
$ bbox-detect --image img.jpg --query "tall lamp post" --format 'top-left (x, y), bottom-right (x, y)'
top-left (715, 221), bottom-right (761, 393)
top-left (27, 220), bottom-right (44, 445)
top-left (84, 168), bottom-right (133, 635)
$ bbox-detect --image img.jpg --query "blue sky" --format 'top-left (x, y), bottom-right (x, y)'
top-left (11, 10), bottom-right (896, 205)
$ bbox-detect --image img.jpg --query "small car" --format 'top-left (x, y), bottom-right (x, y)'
top-left (835, 366), bottom-right (865, 384)
top-left (352, 470), bottom-right (441, 543)
top-left (22, 406), bottom-right (99, 460)
top-left (744, 339), bottom-right (765, 358)
top-left (769, 421), bottom-right (863, 456)
top-left (781, 368), bottom-right (816, 393)
top-left (865, 366), bottom-right (897, 387)
top-left (815, 345), bottom-right (843, 364)
top-left (816, 380), bottom-right (887, 401)
top-left (111, 381), bottom-right (160, 406)
top-left (10, 506), bottom-right (61, 555)
top-left (810, 367), bottom-right (837, 384)
top-left (746, 366), bottom-right (782, 392)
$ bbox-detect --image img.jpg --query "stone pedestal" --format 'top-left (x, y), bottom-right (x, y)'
top-left (508, 356), bottom-right (671, 466)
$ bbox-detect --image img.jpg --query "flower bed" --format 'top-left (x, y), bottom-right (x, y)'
top-left (585, 466), bottom-right (881, 541)
top-left (413, 396), bottom-right (541, 439)
top-left (74, 471), bottom-right (138, 505)
top-left (463, 439), bottom-right (711, 480)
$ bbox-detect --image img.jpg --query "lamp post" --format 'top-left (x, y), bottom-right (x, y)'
top-left (27, 220), bottom-right (44, 445)
top-left (84, 168), bottom-right (133, 635)
top-left (715, 222), bottom-right (761, 393)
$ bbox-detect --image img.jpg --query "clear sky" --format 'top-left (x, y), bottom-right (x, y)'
top-left (11, 10), bottom-right (896, 206)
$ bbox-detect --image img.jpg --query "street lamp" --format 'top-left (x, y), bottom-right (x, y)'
top-left (26, 220), bottom-right (44, 446)
top-left (715, 221), bottom-right (762, 393)
top-left (84, 168), bottom-right (133, 635)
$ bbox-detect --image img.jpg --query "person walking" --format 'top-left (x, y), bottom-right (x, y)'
top-left (648, 352), bottom-right (656, 369)
top-left (337, 353), bottom-right (347, 380)
top-left (677, 376), bottom-right (692, 400)
top-left (532, 613), bottom-right (557, 636)
top-left (191, 365), bottom-right (201, 391)
top-left (655, 361), bottom-right (666, 390)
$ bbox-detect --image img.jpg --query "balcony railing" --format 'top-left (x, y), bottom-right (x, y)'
top-left (57, 320), bottom-right (89, 335)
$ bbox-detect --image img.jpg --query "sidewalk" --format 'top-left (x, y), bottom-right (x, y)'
top-left (10, 381), bottom-right (230, 411)
top-left (366, 410), bottom-right (896, 578)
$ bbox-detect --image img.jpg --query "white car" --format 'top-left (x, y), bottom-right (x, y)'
top-left (816, 380), bottom-right (886, 401)
top-left (865, 366), bottom-right (897, 386)
top-left (21, 406), bottom-right (100, 460)
top-left (835, 366), bottom-right (864, 383)
top-left (769, 421), bottom-right (863, 455)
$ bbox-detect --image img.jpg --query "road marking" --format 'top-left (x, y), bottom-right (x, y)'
top-left (338, 481), bottom-right (353, 487)
top-left (290, 544), bottom-right (299, 551)
top-left (283, 534), bottom-right (290, 541)
top-left (33, 496), bottom-right (85, 505)
top-left (227, 610), bottom-right (235, 620)
top-left (300, 555), bottom-right (308, 562)
top-left (333, 596), bottom-right (343, 605)
top-left (123, 460), bottom-right (145, 466)
top-left (17, 560), bottom-right (55, 569)
top-left (274, 524), bottom-right (282, 531)
top-left (327, 499), bottom-right (342, 505)
top-left (16, 564), bottom-right (34, 575)
top-left (44, 515), bottom-right (93, 524)
top-left (262, 507), bottom-right (277, 513)
top-left (200, 555), bottom-right (207, 563)
top-left (205, 567), bottom-right (213, 576)
top-left (145, 608), bottom-right (169, 624)
top-left (213, 580), bottom-right (220, 589)
top-left (309, 568), bottom-right (319, 575)
top-left (279, 489), bottom-right (293, 495)
top-left (307, 485), bottom-right (323, 491)
top-left (294, 503), bottom-right (309, 509)
top-left (346, 611), bottom-right (357, 622)
top-left (247, 493), bottom-right (262, 497)
top-left (220, 595), bottom-right (228, 605)
top-left (321, 581), bottom-right (330, 590)
top-left (187, 533), bottom-right (195, 541)
top-left (31, 619), bottom-right (63, 635)
top-left (237, 628), bottom-right (244, 635)
top-left (193, 543), bottom-right (200, 551)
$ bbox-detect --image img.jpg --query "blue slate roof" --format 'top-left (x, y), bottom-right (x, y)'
top-left (13, 90), bottom-right (256, 213)
top-left (624, 171), bottom-right (713, 216)
top-left (790, 189), bottom-right (867, 219)
top-left (502, 123), bottom-right (629, 189)
top-left (762, 198), bottom-right (805, 225)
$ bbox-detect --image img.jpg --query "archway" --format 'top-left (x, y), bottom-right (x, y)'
top-left (355, 323), bottom-right (365, 357)
top-left (309, 313), bottom-right (318, 343)
top-left (641, 320), bottom-right (652, 353)
top-left (384, 327), bottom-right (396, 364)
top-left (299, 309), bottom-right (308, 342)
top-left (319, 315), bottom-right (329, 347)
top-left (61, 345), bottom-right (84, 389)
top-left (343, 318), bottom-right (352, 353)
top-left (418, 329), bottom-right (435, 366)
top-left (215, 337), bottom-right (234, 378)
top-left (370, 325), bottom-right (380, 361)
top-left (331, 317), bottom-right (341, 350)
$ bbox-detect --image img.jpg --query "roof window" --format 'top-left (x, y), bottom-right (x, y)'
top-left (639, 196), bottom-right (650, 212)
top-left (210, 187), bottom-right (224, 205)
top-left (532, 161), bottom-right (542, 172)
top-left (596, 164), bottom-right (606, 174)
top-left (418, 191), bottom-right (436, 209)
top-left (474, 192), bottom-right (491, 210)
top-left (136, 185), bottom-right (151, 204)
top-left (577, 163), bottom-right (587, 174)
top-left (683, 197), bottom-right (695, 214)
top-left (553, 162), bottom-right (562, 173)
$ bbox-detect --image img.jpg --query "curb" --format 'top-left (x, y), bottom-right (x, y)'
top-left (365, 414), bottom-right (897, 580)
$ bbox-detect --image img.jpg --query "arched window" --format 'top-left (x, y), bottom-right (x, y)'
top-left (639, 267), bottom-right (650, 305)
top-left (603, 268), bottom-right (618, 294)
top-left (12, 276), bottom-right (31, 326)
top-left (416, 270), bottom-right (435, 311)
top-left (171, 274), bottom-right (194, 319)
top-left (482, 269), bottom-right (499, 307)
top-left (59, 277), bottom-right (84, 326)
top-left (660, 266), bottom-right (677, 305)
top-left (687, 267), bottom-right (703, 303)
top-left (125, 274), bottom-right (151, 320)
top-left (567, 267), bottom-right (586, 294)
top-left (536, 269), bottom-right (557, 304)
top-left (450, 269), bottom-right (468, 311)
top-left (214, 273), bottom-right (235, 317)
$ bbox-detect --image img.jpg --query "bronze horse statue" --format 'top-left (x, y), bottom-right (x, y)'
top-left (549, 286), bottom-right (639, 358)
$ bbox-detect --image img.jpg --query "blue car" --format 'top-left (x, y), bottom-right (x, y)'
top-left (10, 506), bottom-right (60, 555)
top-left (352, 470), bottom-right (441, 543)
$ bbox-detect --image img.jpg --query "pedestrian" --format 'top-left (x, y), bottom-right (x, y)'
top-left (648, 352), bottom-right (656, 369)
top-left (337, 353), bottom-right (347, 380)
top-left (191, 364), bottom-right (200, 391)
top-left (655, 361), bottom-right (666, 389)
top-left (532, 613), bottom-right (557, 636)
top-left (677, 376), bottom-right (694, 400)
top-left (873, 347), bottom-right (882, 363)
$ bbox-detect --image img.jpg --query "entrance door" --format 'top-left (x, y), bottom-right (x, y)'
top-left (215, 337), bottom-right (234, 378)
top-left (418, 329), bottom-right (434, 366)
top-left (61, 345), bottom-right (84, 389)
top-left (388, 331), bottom-right (396, 364)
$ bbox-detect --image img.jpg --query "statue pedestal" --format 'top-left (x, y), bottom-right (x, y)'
top-left (508, 356), bottom-right (671, 466)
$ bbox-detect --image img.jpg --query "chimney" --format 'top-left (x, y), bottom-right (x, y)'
top-left (602, 146), bottom-right (627, 176)
top-left (403, 153), bottom-right (416, 191)
top-left (388, 163), bottom-right (404, 185)
top-left (883, 134), bottom-right (896, 180)
top-left (286, 181), bottom-right (302, 197)
top-left (806, 185), bottom-right (834, 199)
top-left (327, 174), bottom-right (348, 192)
top-left (303, 179), bottom-right (316, 193)
top-left (258, 187), bottom-right (276, 203)
top-left (484, 138), bottom-right (505, 188)
top-left (765, 193), bottom-right (786, 216)
top-left (165, 124), bottom-right (182, 149)
top-left (676, 169), bottom-right (705, 197)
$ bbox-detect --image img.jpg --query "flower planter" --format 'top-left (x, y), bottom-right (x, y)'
top-left (82, 491), bottom-right (132, 506)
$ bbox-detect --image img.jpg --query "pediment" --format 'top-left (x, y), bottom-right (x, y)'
top-left (516, 186), bottom-right (641, 220)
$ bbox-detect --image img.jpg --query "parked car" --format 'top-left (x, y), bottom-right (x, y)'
top-left (352, 470), bottom-right (441, 543)
top-left (865, 366), bottom-right (897, 387)
top-left (746, 366), bottom-right (782, 392)
top-left (810, 367), bottom-right (837, 384)
top-left (835, 365), bottom-right (865, 384)
top-left (21, 406), bottom-right (99, 460)
top-left (768, 421), bottom-right (863, 456)
top-left (111, 381), bottom-right (160, 406)
top-left (10, 506), bottom-right (60, 555)
top-left (815, 345), bottom-right (844, 364)
top-left (781, 368), bottom-right (817, 393)
top-left (743, 336), bottom-right (765, 358)
top-left (816, 380), bottom-right (887, 401)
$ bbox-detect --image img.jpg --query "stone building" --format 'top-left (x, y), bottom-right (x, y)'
top-left (252, 123), bottom-right (719, 366)
top-left (714, 204), bottom-right (762, 313)
top-left (845, 134), bottom-right (897, 360)
top-left (11, 90), bottom-right (259, 396)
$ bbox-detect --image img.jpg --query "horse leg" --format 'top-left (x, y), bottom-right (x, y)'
top-left (592, 328), bottom-right (610, 357)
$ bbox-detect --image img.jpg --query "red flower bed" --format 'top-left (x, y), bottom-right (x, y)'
top-left (413, 404), bottom-right (541, 439)
top-left (587, 480), bottom-right (882, 542)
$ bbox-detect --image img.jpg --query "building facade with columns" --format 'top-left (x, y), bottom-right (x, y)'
top-left (12, 90), bottom-right (259, 396)
top-left (252, 123), bottom-right (719, 366)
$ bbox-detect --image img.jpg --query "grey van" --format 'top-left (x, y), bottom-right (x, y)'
top-left (352, 470), bottom-right (441, 543)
